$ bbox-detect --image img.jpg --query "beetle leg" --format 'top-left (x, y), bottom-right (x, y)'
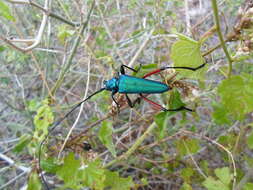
top-left (120, 64), bottom-right (142, 74)
top-left (162, 62), bottom-right (206, 72)
top-left (140, 94), bottom-right (193, 112)
top-left (143, 63), bottom-right (206, 79)
top-left (111, 91), bottom-right (120, 113)
top-left (125, 94), bottom-right (141, 108)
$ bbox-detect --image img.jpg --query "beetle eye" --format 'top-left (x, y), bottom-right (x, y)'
top-left (103, 80), bottom-right (107, 85)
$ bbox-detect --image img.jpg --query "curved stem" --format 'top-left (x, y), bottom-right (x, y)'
top-left (211, 0), bottom-right (233, 77)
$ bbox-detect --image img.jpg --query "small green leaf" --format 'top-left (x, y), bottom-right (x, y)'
top-left (217, 73), bottom-right (253, 120)
top-left (13, 134), bottom-right (32, 153)
top-left (169, 89), bottom-right (185, 110)
top-left (214, 167), bottom-right (232, 186)
top-left (104, 170), bottom-right (134, 190)
top-left (212, 102), bottom-right (231, 125)
top-left (0, 0), bottom-right (15, 21)
top-left (180, 182), bottom-right (193, 190)
top-left (81, 160), bottom-right (105, 190)
top-left (154, 112), bottom-right (168, 140)
top-left (33, 100), bottom-right (54, 140)
top-left (27, 171), bottom-right (42, 190)
top-left (0, 45), bottom-right (5, 52)
top-left (98, 121), bottom-right (116, 157)
top-left (41, 157), bottom-right (59, 173)
top-left (56, 152), bottom-right (81, 189)
top-left (170, 33), bottom-right (206, 79)
top-left (175, 139), bottom-right (200, 157)
top-left (247, 131), bottom-right (253, 149)
top-left (203, 177), bottom-right (229, 190)
top-left (57, 25), bottom-right (75, 44)
top-left (181, 167), bottom-right (194, 182)
top-left (243, 183), bottom-right (253, 190)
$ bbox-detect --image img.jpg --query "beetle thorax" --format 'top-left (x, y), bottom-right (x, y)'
top-left (104, 77), bottom-right (118, 91)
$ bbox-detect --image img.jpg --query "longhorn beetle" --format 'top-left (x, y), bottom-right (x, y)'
top-left (39, 62), bottom-right (206, 189)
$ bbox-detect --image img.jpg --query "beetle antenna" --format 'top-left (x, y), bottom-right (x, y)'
top-left (38, 87), bottom-right (106, 189)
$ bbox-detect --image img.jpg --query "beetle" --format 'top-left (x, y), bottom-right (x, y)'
top-left (39, 63), bottom-right (206, 189)
top-left (104, 64), bottom-right (206, 112)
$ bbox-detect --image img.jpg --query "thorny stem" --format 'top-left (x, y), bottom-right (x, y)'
top-left (211, 0), bottom-right (233, 77)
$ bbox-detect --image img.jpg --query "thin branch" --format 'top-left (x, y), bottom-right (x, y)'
top-left (128, 28), bottom-right (155, 68)
top-left (1, 0), bottom-right (50, 53)
top-left (50, 0), bottom-right (95, 96)
top-left (0, 153), bottom-right (30, 173)
top-left (211, 0), bottom-right (233, 77)
top-left (104, 122), bottom-right (157, 168)
top-left (58, 57), bottom-right (91, 158)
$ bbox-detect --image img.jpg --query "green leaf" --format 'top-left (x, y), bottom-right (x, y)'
top-left (176, 138), bottom-right (200, 157)
top-left (243, 183), bottom-right (253, 190)
top-left (154, 112), bottom-right (168, 140)
top-left (13, 134), bottom-right (32, 153)
top-left (0, 45), bottom-right (5, 52)
top-left (214, 167), bottom-right (232, 186)
top-left (57, 25), bottom-right (75, 44)
top-left (203, 177), bottom-right (229, 190)
top-left (33, 100), bottom-right (54, 140)
top-left (27, 171), bottom-right (42, 190)
top-left (41, 157), bottom-right (59, 173)
top-left (81, 160), bottom-right (105, 190)
top-left (56, 152), bottom-right (81, 189)
top-left (180, 182), bottom-right (193, 190)
top-left (0, 0), bottom-right (15, 21)
top-left (169, 89), bottom-right (186, 109)
top-left (98, 121), bottom-right (116, 157)
top-left (247, 131), bottom-right (253, 149)
top-left (170, 33), bottom-right (206, 79)
top-left (217, 73), bottom-right (253, 120)
top-left (212, 102), bottom-right (231, 125)
top-left (181, 167), bottom-right (194, 182)
top-left (104, 170), bottom-right (134, 190)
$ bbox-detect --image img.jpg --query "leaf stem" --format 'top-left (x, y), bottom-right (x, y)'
top-left (211, 0), bottom-right (233, 77)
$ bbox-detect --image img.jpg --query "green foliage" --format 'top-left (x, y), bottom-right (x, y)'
top-left (33, 99), bottom-right (54, 141)
top-left (247, 131), bottom-right (253, 149)
top-left (180, 183), bottom-right (193, 190)
top-left (175, 138), bottom-right (200, 157)
top-left (154, 111), bottom-right (169, 140)
top-left (57, 24), bottom-right (75, 44)
top-left (0, 0), bottom-right (15, 21)
top-left (217, 73), bottom-right (253, 120)
top-left (13, 134), bottom-right (32, 153)
top-left (98, 121), bottom-right (116, 157)
top-left (203, 167), bottom-right (232, 190)
top-left (212, 102), bottom-right (231, 125)
top-left (27, 172), bottom-right (42, 190)
top-left (243, 183), bottom-right (253, 190)
top-left (56, 152), bottom-right (83, 189)
top-left (170, 33), bottom-right (206, 79)
top-left (56, 153), bottom-right (134, 190)
top-left (104, 170), bottom-right (134, 190)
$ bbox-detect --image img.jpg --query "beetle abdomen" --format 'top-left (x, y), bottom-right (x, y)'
top-left (118, 75), bottom-right (170, 94)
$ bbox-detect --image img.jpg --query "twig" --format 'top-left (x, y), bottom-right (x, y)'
top-left (1, 0), bottom-right (50, 53)
top-left (50, 0), bottom-right (95, 96)
top-left (0, 153), bottom-right (30, 173)
top-left (128, 28), bottom-right (155, 68)
top-left (95, 0), bottom-right (126, 65)
top-left (58, 57), bottom-right (91, 158)
top-left (0, 171), bottom-right (27, 189)
top-left (211, 0), bottom-right (233, 77)
top-left (181, 130), bottom-right (237, 189)
top-left (104, 122), bottom-right (157, 168)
